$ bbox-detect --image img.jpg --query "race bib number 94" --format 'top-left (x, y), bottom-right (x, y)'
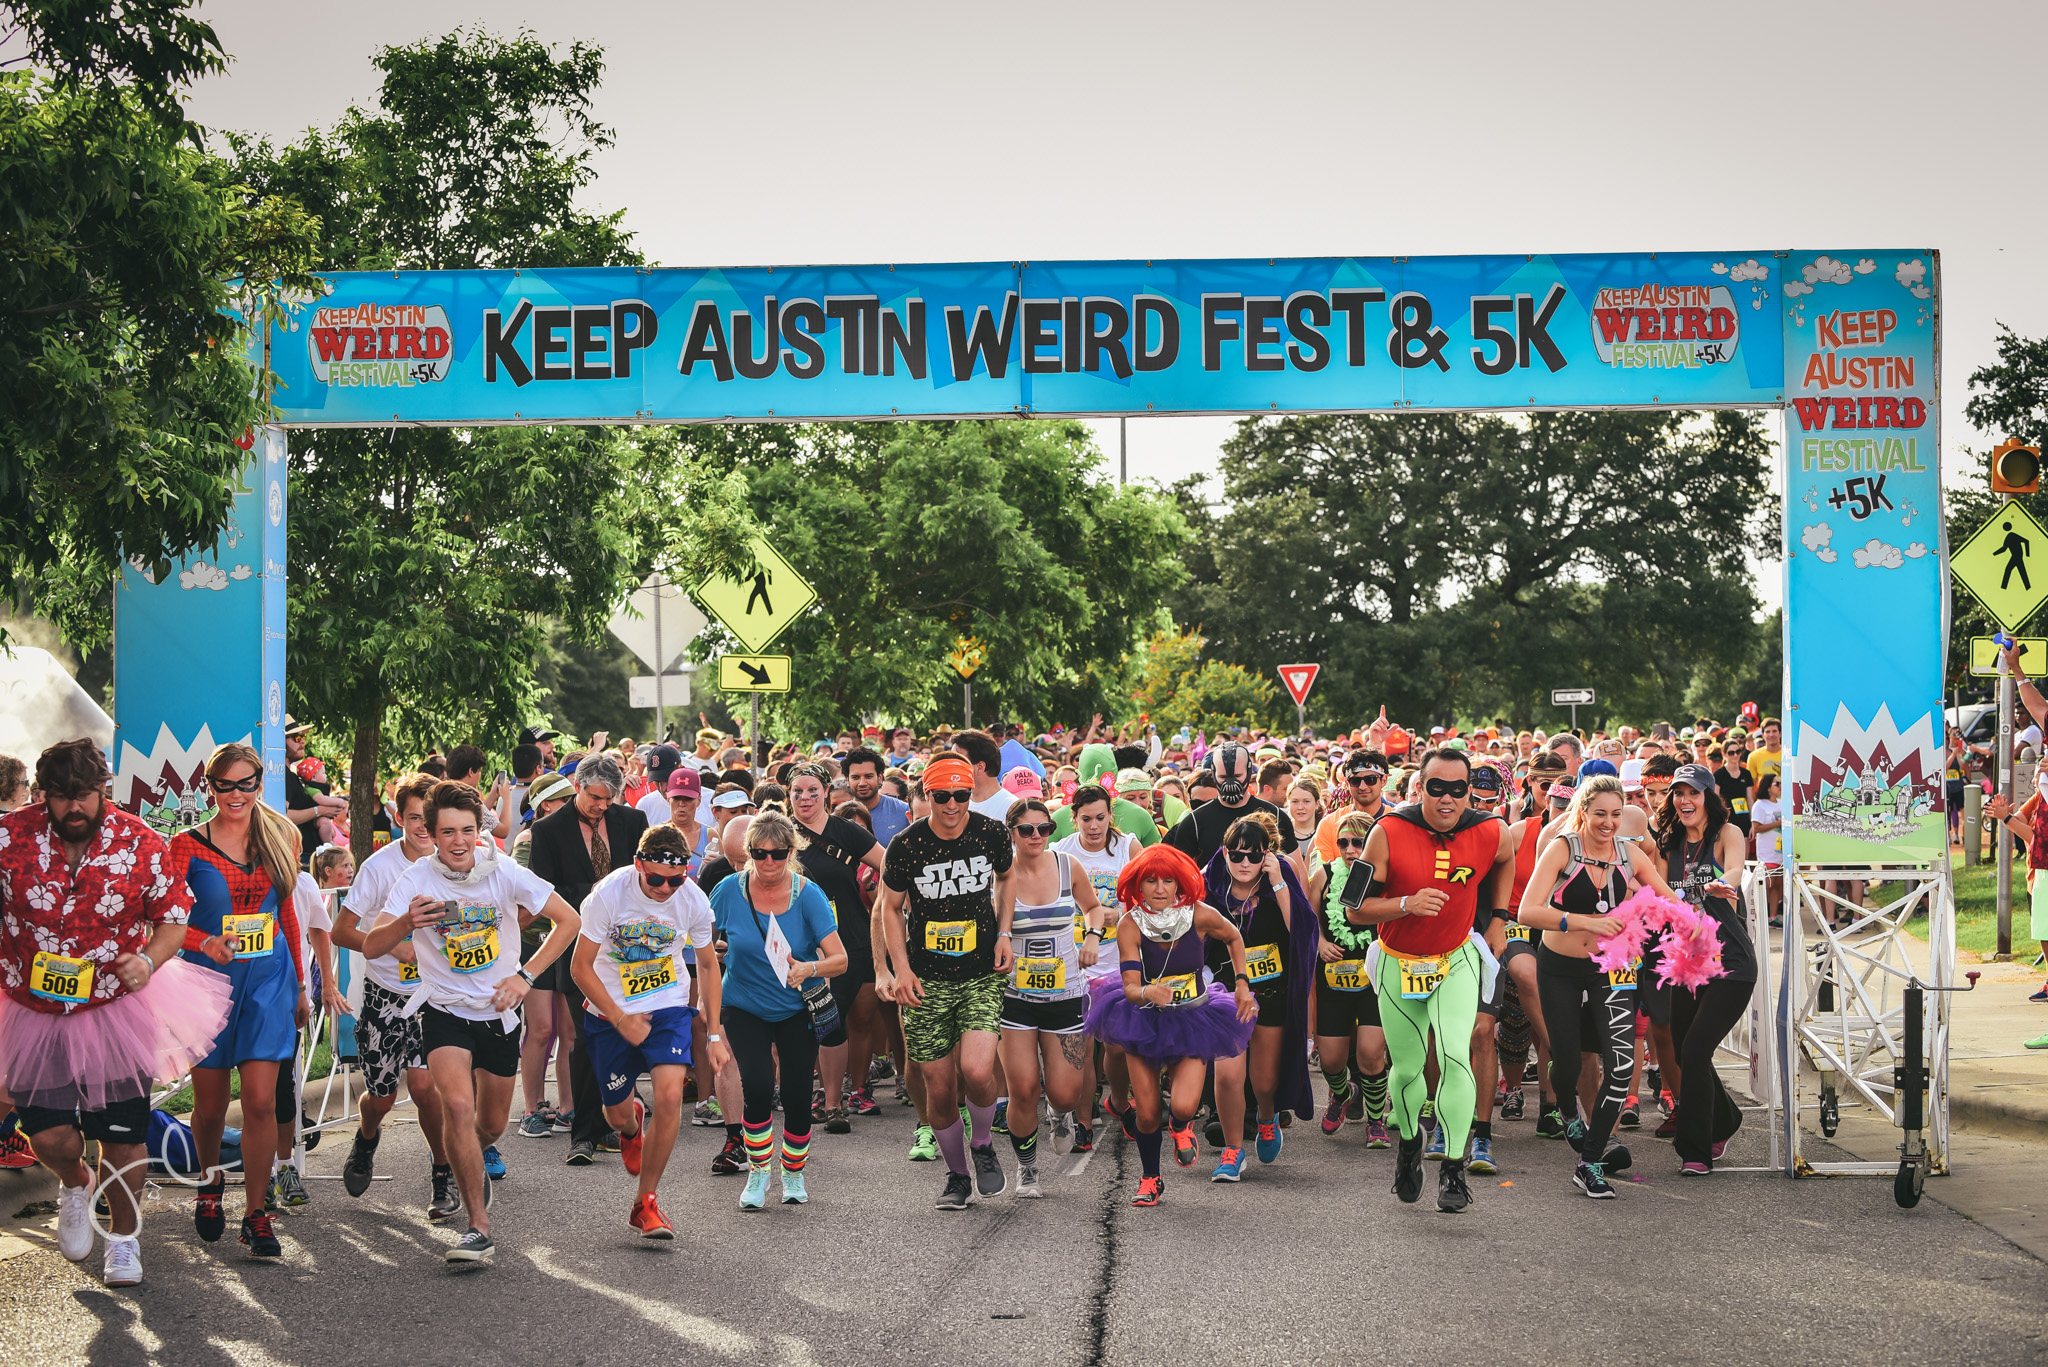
top-left (1155, 972), bottom-right (1200, 1005)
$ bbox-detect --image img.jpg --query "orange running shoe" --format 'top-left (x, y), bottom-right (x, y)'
top-left (620, 1097), bottom-right (647, 1177)
top-left (1131, 1176), bottom-right (1164, 1207)
top-left (1171, 1122), bottom-right (1198, 1168)
top-left (629, 1193), bottom-right (674, 1240)
top-left (0, 1130), bottom-right (35, 1169)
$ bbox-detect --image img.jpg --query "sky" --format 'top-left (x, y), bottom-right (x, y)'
top-left (142, 0), bottom-right (2048, 615)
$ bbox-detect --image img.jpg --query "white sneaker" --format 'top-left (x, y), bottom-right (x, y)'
top-left (1050, 1112), bottom-right (1074, 1155)
top-left (56, 1180), bottom-right (96, 1262)
top-left (103, 1235), bottom-right (142, 1287)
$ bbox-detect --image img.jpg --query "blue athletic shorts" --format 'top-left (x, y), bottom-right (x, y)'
top-left (584, 1005), bottom-right (695, 1105)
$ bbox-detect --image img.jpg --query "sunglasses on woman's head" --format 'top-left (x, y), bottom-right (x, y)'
top-left (1225, 848), bottom-right (1264, 863)
top-left (1012, 822), bottom-right (1056, 838)
top-left (1423, 778), bottom-right (1469, 798)
top-left (927, 789), bottom-right (973, 805)
top-left (748, 847), bottom-right (792, 862)
top-left (209, 776), bottom-right (263, 793)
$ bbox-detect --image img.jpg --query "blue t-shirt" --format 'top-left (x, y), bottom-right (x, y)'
top-left (710, 874), bottom-right (838, 1022)
top-left (1000, 738), bottom-right (1046, 782)
top-left (866, 794), bottom-right (911, 847)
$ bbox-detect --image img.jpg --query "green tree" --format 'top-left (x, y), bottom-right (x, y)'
top-left (1949, 328), bottom-right (2048, 693)
top-left (1131, 628), bottom-right (1279, 735)
top-left (1174, 411), bottom-right (1776, 733)
top-left (226, 29), bottom-right (753, 859)
top-left (682, 420), bottom-right (1189, 739)
top-left (1, 0), bottom-right (320, 646)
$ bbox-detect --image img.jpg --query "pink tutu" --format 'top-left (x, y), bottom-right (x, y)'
top-left (0, 957), bottom-right (232, 1112)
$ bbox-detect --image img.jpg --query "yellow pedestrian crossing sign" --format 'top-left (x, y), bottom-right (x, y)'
top-left (1969, 636), bottom-right (2048, 677)
top-left (694, 536), bottom-right (816, 654)
top-left (717, 655), bottom-right (791, 693)
top-left (1951, 499), bottom-right (2048, 633)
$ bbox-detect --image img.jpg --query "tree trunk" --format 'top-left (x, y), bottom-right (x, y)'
top-left (349, 704), bottom-right (382, 866)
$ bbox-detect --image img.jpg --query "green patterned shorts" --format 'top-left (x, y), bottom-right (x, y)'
top-left (903, 974), bottom-right (1005, 1063)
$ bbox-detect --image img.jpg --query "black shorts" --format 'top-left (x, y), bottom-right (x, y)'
top-left (999, 995), bottom-right (1087, 1034)
top-left (420, 1005), bottom-right (523, 1078)
top-left (275, 1030), bottom-right (300, 1123)
top-left (1312, 961), bottom-right (1381, 1034)
top-left (1500, 935), bottom-right (1537, 969)
top-left (828, 968), bottom-right (873, 1021)
top-left (20, 1093), bottom-right (152, 1145)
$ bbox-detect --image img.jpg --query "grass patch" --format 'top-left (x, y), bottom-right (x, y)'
top-left (1883, 862), bottom-right (2035, 960)
top-left (157, 1034), bottom-right (336, 1116)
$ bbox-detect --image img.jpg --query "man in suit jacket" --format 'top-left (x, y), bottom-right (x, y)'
top-left (529, 753), bottom-right (649, 1163)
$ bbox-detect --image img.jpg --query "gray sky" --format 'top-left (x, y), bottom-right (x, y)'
top-left (169, 0), bottom-right (2048, 613)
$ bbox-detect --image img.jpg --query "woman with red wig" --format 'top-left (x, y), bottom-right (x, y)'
top-left (1081, 842), bottom-right (1256, 1206)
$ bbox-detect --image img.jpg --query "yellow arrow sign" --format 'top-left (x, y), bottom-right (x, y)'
top-left (695, 537), bottom-right (817, 654)
top-left (1952, 500), bottom-right (2048, 633)
top-left (717, 654), bottom-right (791, 693)
top-left (1969, 636), bottom-right (2048, 677)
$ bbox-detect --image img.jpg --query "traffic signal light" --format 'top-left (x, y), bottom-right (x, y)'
top-left (1992, 439), bottom-right (2041, 495)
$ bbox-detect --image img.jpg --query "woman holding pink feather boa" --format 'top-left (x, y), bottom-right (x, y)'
top-left (1655, 764), bottom-right (1754, 1177)
top-left (1515, 774), bottom-right (1678, 1199)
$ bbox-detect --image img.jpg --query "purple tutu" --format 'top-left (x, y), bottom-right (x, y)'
top-left (1084, 974), bottom-right (1254, 1065)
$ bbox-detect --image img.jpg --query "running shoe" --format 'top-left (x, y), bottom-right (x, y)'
top-left (781, 1171), bottom-right (808, 1205)
top-left (1321, 1093), bottom-right (1347, 1135)
top-left (1424, 1125), bottom-right (1447, 1161)
top-left (2026, 1033), bottom-right (2048, 1050)
top-left (1534, 1107), bottom-right (1566, 1140)
top-left (273, 1164), bottom-right (312, 1211)
top-left (2031, 983), bottom-right (2048, 1003)
top-left (1365, 1119), bottom-right (1392, 1149)
top-left (823, 1106), bottom-right (851, 1135)
top-left (1714, 1113), bottom-right (1740, 1157)
top-left (428, 1167), bottom-right (462, 1222)
top-left (263, 1173), bottom-right (281, 1213)
top-left (631, 1194), bottom-right (675, 1239)
top-left (1255, 1121), bottom-right (1283, 1164)
top-left (1436, 1158), bottom-right (1472, 1213)
top-left (483, 1144), bottom-right (507, 1180)
top-left (1523, 1061), bottom-right (1541, 1084)
top-left (869, 1056), bottom-right (895, 1085)
top-left (1204, 1118), bottom-right (1226, 1150)
top-left (564, 1140), bottom-right (596, 1167)
top-left (551, 1108), bottom-right (575, 1134)
top-left (1601, 1144), bottom-right (1633, 1174)
top-left (1619, 1099), bottom-right (1641, 1130)
top-left (1172, 1123), bottom-right (1198, 1168)
top-left (848, 1089), bottom-right (879, 1117)
top-left (936, 1172), bottom-right (974, 1210)
top-left (712, 1135), bottom-right (747, 1175)
top-left (102, 1235), bottom-right (142, 1288)
top-left (1051, 1111), bottom-right (1074, 1155)
top-left (619, 1099), bottom-right (646, 1178)
top-left (1131, 1176), bottom-right (1164, 1207)
top-left (1016, 1161), bottom-right (1042, 1199)
top-left (741, 1169), bottom-right (771, 1210)
top-left (894, 1080), bottom-right (910, 1105)
top-left (971, 1142), bottom-right (1008, 1196)
top-left (1392, 1132), bottom-right (1426, 1204)
top-left (1345, 1067), bottom-right (1366, 1120)
top-left (57, 1180), bottom-right (95, 1261)
top-left (1563, 1116), bottom-right (1587, 1154)
top-left (908, 1125), bottom-right (938, 1162)
top-left (992, 1099), bottom-right (1010, 1135)
top-left (1212, 1147), bottom-right (1246, 1182)
top-left (1573, 1160), bottom-right (1615, 1199)
top-left (596, 1131), bottom-right (621, 1154)
top-left (517, 1111), bottom-right (553, 1139)
top-left (1659, 1088), bottom-right (1677, 1118)
top-left (1644, 1065), bottom-right (1662, 1096)
top-left (445, 1228), bottom-right (493, 1263)
top-left (1680, 1161), bottom-right (1712, 1176)
top-left (1468, 1136), bottom-right (1497, 1175)
top-left (1500, 1087), bottom-right (1525, 1121)
top-left (239, 1211), bottom-right (282, 1258)
top-left (1071, 1122), bottom-right (1094, 1154)
top-left (1419, 1098), bottom-right (1437, 1136)
top-left (194, 1179), bottom-right (225, 1243)
top-left (1655, 1113), bottom-right (1680, 1140)
top-left (691, 1097), bottom-right (724, 1126)
top-left (0, 1131), bottom-right (36, 1169)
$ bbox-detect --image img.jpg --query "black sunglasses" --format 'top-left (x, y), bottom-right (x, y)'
top-left (1424, 779), bottom-right (1470, 798)
top-left (1336, 837), bottom-right (1368, 850)
top-left (642, 871), bottom-right (690, 888)
top-left (1012, 822), bottom-right (1056, 838)
top-left (1225, 848), bottom-right (1265, 863)
top-left (927, 789), bottom-right (973, 805)
top-left (209, 776), bottom-right (263, 793)
top-left (1349, 772), bottom-right (1386, 783)
top-left (747, 847), bottom-right (792, 862)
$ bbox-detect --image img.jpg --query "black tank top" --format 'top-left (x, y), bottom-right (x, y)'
top-left (1209, 881), bottom-right (1288, 993)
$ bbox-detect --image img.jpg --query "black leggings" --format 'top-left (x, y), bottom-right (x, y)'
top-left (1535, 946), bottom-right (1635, 1161)
top-left (1670, 978), bottom-right (1751, 1165)
top-left (721, 1004), bottom-right (818, 1134)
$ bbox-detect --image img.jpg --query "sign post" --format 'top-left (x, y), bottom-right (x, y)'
top-left (608, 572), bottom-right (707, 744)
top-left (1551, 687), bottom-right (1596, 736)
top-left (949, 636), bottom-right (987, 730)
top-left (694, 537), bottom-right (816, 768)
top-left (1277, 664), bottom-right (1320, 737)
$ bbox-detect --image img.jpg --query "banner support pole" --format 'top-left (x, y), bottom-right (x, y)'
top-left (1997, 662), bottom-right (2015, 958)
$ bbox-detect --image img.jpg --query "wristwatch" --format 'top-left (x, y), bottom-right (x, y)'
top-left (517, 969), bottom-right (535, 986)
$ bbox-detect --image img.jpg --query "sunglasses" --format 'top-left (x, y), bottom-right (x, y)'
top-left (927, 790), bottom-right (973, 806)
top-left (747, 847), bottom-right (792, 862)
top-left (1011, 822), bottom-right (1057, 838)
top-left (209, 776), bottom-right (263, 793)
top-left (1225, 849), bottom-right (1266, 863)
top-left (1336, 837), bottom-right (1368, 851)
top-left (641, 871), bottom-right (690, 888)
top-left (1423, 779), bottom-right (1469, 798)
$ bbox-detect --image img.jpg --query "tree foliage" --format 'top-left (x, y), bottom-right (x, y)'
top-left (1173, 411), bottom-right (1779, 732)
top-left (1948, 329), bottom-right (2048, 693)
top-left (1131, 628), bottom-right (1279, 735)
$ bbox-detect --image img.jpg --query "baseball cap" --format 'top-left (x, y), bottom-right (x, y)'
top-left (1619, 759), bottom-right (1645, 792)
top-left (520, 725), bottom-right (560, 746)
top-left (1469, 763), bottom-right (1505, 795)
top-left (1672, 763), bottom-right (1718, 794)
top-left (649, 743), bottom-right (682, 784)
top-left (1530, 751), bottom-right (1568, 775)
top-left (1577, 759), bottom-right (1619, 780)
top-left (1001, 766), bottom-right (1043, 798)
top-left (666, 767), bottom-right (703, 800)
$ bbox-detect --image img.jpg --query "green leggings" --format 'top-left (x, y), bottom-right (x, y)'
top-left (1373, 941), bottom-right (1485, 1158)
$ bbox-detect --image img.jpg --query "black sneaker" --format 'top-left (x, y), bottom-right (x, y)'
top-left (239, 1210), bottom-right (282, 1257)
top-left (823, 1107), bottom-right (851, 1136)
top-left (1601, 1144), bottom-right (1633, 1175)
top-left (1500, 1088), bottom-right (1525, 1121)
top-left (1203, 1119), bottom-right (1225, 1150)
top-left (194, 1179), bottom-right (226, 1242)
top-left (343, 1129), bottom-right (378, 1198)
top-left (1574, 1160), bottom-right (1616, 1199)
top-left (970, 1143), bottom-right (1007, 1197)
top-left (595, 1131), bottom-right (622, 1154)
top-left (564, 1140), bottom-right (596, 1167)
top-left (1644, 1066), bottom-right (1662, 1097)
top-left (1344, 1068), bottom-right (1366, 1121)
top-left (1071, 1122), bottom-right (1094, 1154)
top-left (427, 1167), bottom-right (461, 1222)
top-left (936, 1172), bottom-right (974, 1210)
top-left (1534, 1107), bottom-right (1566, 1139)
top-left (1619, 1100), bottom-right (1641, 1129)
top-left (1436, 1158), bottom-right (1472, 1214)
top-left (710, 1135), bottom-right (746, 1175)
top-left (1392, 1131), bottom-right (1426, 1204)
top-left (445, 1227), bottom-right (494, 1263)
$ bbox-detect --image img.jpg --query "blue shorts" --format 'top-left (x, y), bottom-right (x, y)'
top-left (189, 950), bottom-right (298, 1070)
top-left (584, 1006), bottom-right (695, 1105)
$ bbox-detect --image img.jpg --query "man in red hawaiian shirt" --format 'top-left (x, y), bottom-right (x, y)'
top-left (0, 740), bottom-right (228, 1288)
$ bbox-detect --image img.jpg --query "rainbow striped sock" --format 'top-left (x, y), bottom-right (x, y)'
top-left (779, 1127), bottom-right (812, 1172)
top-left (742, 1119), bottom-right (775, 1170)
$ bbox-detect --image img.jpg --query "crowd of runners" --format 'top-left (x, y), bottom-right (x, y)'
top-left (0, 707), bottom-right (1788, 1284)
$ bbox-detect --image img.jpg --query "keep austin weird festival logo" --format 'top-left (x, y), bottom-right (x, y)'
top-left (309, 303), bottom-right (453, 387)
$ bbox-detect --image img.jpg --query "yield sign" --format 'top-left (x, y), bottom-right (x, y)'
top-left (1277, 663), bottom-right (1320, 707)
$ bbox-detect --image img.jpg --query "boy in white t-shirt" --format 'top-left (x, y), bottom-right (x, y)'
top-left (364, 782), bottom-right (579, 1266)
top-left (570, 823), bottom-right (730, 1239)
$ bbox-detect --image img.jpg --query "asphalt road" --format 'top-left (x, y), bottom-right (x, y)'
top-left (3, 1080), bottom-right (2045, 1367)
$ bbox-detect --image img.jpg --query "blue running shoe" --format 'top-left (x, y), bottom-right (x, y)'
top-left (740, 1168), bottom-right (770, 1210)
top-left (1255, 1121), bottom-right (1283, 1164)
top-left (1424, 1125), bottom-right (1448, 1161)
top-left (1468, 1135), bottom-right (1497, 1174)
top-left (992, 1099), bottom-right (1009, 1135)
top-left (1211, 1146), bottom-right (1247, 1182)
top-left (482, 1145), bottom-right (507, 1180)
